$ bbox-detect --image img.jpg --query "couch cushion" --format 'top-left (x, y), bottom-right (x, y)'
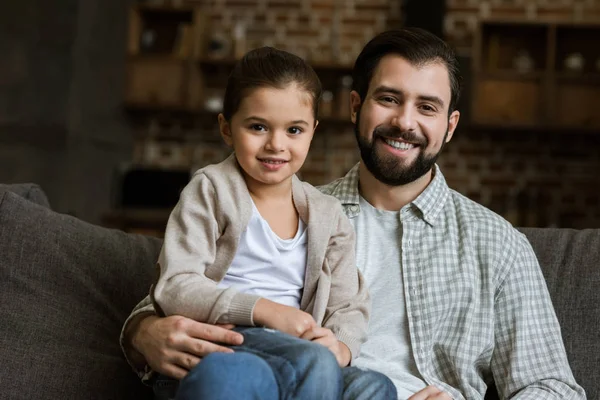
top-left (0, 183), bottom-right (51, 208)
top-left (0, 191), bottom-right (162, 400)
top-left (519, 227), bottom-right (599, 400)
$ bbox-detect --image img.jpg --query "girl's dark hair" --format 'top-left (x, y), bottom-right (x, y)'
top-left (222, 47), bottom-right (322, 121)
top-left (352, 28), bottom-right (462, 114)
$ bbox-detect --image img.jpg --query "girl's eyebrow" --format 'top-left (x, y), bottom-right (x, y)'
top-left (242, 116), bottom-right (310, 126)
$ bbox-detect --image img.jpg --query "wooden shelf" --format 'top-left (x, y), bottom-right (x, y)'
top-left (127, 54), bottom-right (190, 61)
top-left (555, 72), bottom-right (600, 84)
top-left (133, 4), bottom-right (195, 14)
top-left (477, 70), bottom-right (546, 81)
top-left (102, 207), bottom-right (172, 237)
top-left (467, 122), bottom-right (600, 135)
top-left (471, 19), bottom-right (600, 133)
top-left (198, 57), bottom-right (353, 73)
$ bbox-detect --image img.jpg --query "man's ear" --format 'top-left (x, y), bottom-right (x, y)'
top-left (350, 91), bottom-right (362, 124)
top-left (445, 110), bottom-right (460, 143)
top-left (218, 113), bottom-right (233, 147)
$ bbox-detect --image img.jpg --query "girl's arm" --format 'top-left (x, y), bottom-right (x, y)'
top-left (321, 205), bottom-right (370, 361)
top-left (151, 173), bottom-right (261, 327)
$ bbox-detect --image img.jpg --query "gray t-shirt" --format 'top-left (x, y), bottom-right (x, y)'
top-left (352, 196), bottom-right (427, 399)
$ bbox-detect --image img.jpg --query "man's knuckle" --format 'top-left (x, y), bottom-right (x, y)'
top-left (173, 317), bottom-right (188, 330)
top-left (165, 334), bottom-right (178, 347)
top-left (195, 342), bottom-right (206, 354)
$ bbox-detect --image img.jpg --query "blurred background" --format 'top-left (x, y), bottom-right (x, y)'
top-left (1, 0), bottom-right (599, 236)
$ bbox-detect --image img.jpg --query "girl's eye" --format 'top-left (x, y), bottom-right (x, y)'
top-left (288, 127), bottom-right (303, 135)
top-left (250, 124), bottom-right (267, 131)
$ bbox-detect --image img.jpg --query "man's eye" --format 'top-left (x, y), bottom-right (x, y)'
top-left (420, 105), bottom-right (437, 113)
top-left (288, 127), bottom-right (303, 135)
top-left (379, 96), bottom-right (398, 104)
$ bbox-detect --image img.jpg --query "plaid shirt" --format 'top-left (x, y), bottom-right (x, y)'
top-left (319, 164), bottom-right (585, 400)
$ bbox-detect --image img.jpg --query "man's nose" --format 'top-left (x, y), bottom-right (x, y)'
top-left (390, 105), bottom-right (417, 132)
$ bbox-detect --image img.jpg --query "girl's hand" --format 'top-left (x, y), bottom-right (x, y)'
top-left (301, 327), bottom-right (351, 367)
top-left (253, 298), bottom-right (316, 337)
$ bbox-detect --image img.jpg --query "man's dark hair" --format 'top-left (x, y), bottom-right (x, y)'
top-left (352, 28), bottom-right (461, 113)
top-left (223, 47), bottom-right (322, 121)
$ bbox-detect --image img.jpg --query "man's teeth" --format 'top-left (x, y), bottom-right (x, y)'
top-left (262, 159), bottom-right (285, 164)
top-left (384, 138), bottom-right (414, 150)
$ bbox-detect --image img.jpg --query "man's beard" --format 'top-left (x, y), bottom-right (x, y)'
top-left (354, 111), bottom-right (448, 186)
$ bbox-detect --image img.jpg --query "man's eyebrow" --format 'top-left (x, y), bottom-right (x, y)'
top-left (372, 86), bottom-right (403, 96)
top-left (418, 95), bottom-right (445, 108)
top-left (372, 86), bottom-right (446, 109)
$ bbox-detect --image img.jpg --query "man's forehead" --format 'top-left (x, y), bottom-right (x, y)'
top-left (369, 54), bottom-right (452, 101)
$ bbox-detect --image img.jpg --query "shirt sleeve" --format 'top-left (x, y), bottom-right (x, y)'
top-left (321, 204), bottom-right (370, 360)
top-left (491, 231), bottom-right (586, 399)
top-left (152, 173), bottom-right (261, 326)
top-left (119, 294), bottom-right (155, 381)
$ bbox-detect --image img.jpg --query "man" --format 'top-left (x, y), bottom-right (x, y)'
top-left (121, 28), bottom-right (585, 399)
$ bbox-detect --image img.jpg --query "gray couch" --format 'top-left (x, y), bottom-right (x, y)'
top-left (0, 183), bottom-right (597, 400)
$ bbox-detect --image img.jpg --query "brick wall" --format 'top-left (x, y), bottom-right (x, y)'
top-left (172, 0), bottom-right (600, 228)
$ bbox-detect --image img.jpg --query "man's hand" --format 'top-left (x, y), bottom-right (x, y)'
top-left (253, 298), bottom-right (316, 337)
top-left (408, 385), bottom-right (451, 400)
top-left (130, 315), bottom-right (244, 380)
top-left (301, 327), bottom-right (351, 367)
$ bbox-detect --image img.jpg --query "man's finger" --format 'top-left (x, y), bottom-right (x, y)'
top-left (183, 320), bottom-right (243, 346)
top-left (407, 385), bottom-right (442, 400)
top-left (174, 352), bottom-right (202, 371)
top-left (162, 364), bottom-right (190, 381)
top-left (187, 338), bottom-right (236, 357)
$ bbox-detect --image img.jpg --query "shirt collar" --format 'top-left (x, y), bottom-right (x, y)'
top-left (330, 163), bottom-right (450, 225)
top-left (411, 164), bottom-right (450, 226)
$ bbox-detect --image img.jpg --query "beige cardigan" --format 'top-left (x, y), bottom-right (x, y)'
top-left (130, 155), bottom-right (369, 364)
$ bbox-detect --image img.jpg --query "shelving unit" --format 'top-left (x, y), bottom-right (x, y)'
top-left (113, 4), bottom-right (358, 235)
top-left (125, 4), bottom-right (206, 110)
top-left (471, 19), bottom-right (600, 132)
top-left (123, 4), bottom-right (355, 127)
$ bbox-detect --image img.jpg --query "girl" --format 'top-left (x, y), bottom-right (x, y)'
top-left (150, 47), bottom-right (395, 400)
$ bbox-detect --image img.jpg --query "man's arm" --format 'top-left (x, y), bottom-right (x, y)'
top-left (120, 295), bottom-right (244, 380)
top-left (491, 231), bottom-right (586, 399)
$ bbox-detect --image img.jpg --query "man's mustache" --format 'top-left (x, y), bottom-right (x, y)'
top-left (373, 125), bottom-right (427, 146)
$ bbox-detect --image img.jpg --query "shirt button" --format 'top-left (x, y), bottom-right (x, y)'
top-left (350, 205), bottom-right (359, 212)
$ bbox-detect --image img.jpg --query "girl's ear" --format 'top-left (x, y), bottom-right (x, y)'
top-left (218, 113), bottom-right (233, 147)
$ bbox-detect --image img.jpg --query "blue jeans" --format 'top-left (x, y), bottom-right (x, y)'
top-left (153, 327), bottom-right (396, 400)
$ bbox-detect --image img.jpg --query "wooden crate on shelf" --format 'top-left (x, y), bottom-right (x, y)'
top-left (471, 19), bottom-right (600, 133)
top-left (473, 78), bottom-right (543, 126)
top-left (125, 4), bottom-right (207, 110)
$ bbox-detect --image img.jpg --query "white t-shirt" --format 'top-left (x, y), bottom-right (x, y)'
top-left (217, 202), bottom-right (307, 308)
top-left (352, 196), bottom-right (427, 398)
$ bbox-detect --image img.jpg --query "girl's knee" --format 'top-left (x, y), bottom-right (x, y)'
top-left (176, 353), bottom-right (277, 400)
top-left (291, 342), bottom-right (342, 381)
